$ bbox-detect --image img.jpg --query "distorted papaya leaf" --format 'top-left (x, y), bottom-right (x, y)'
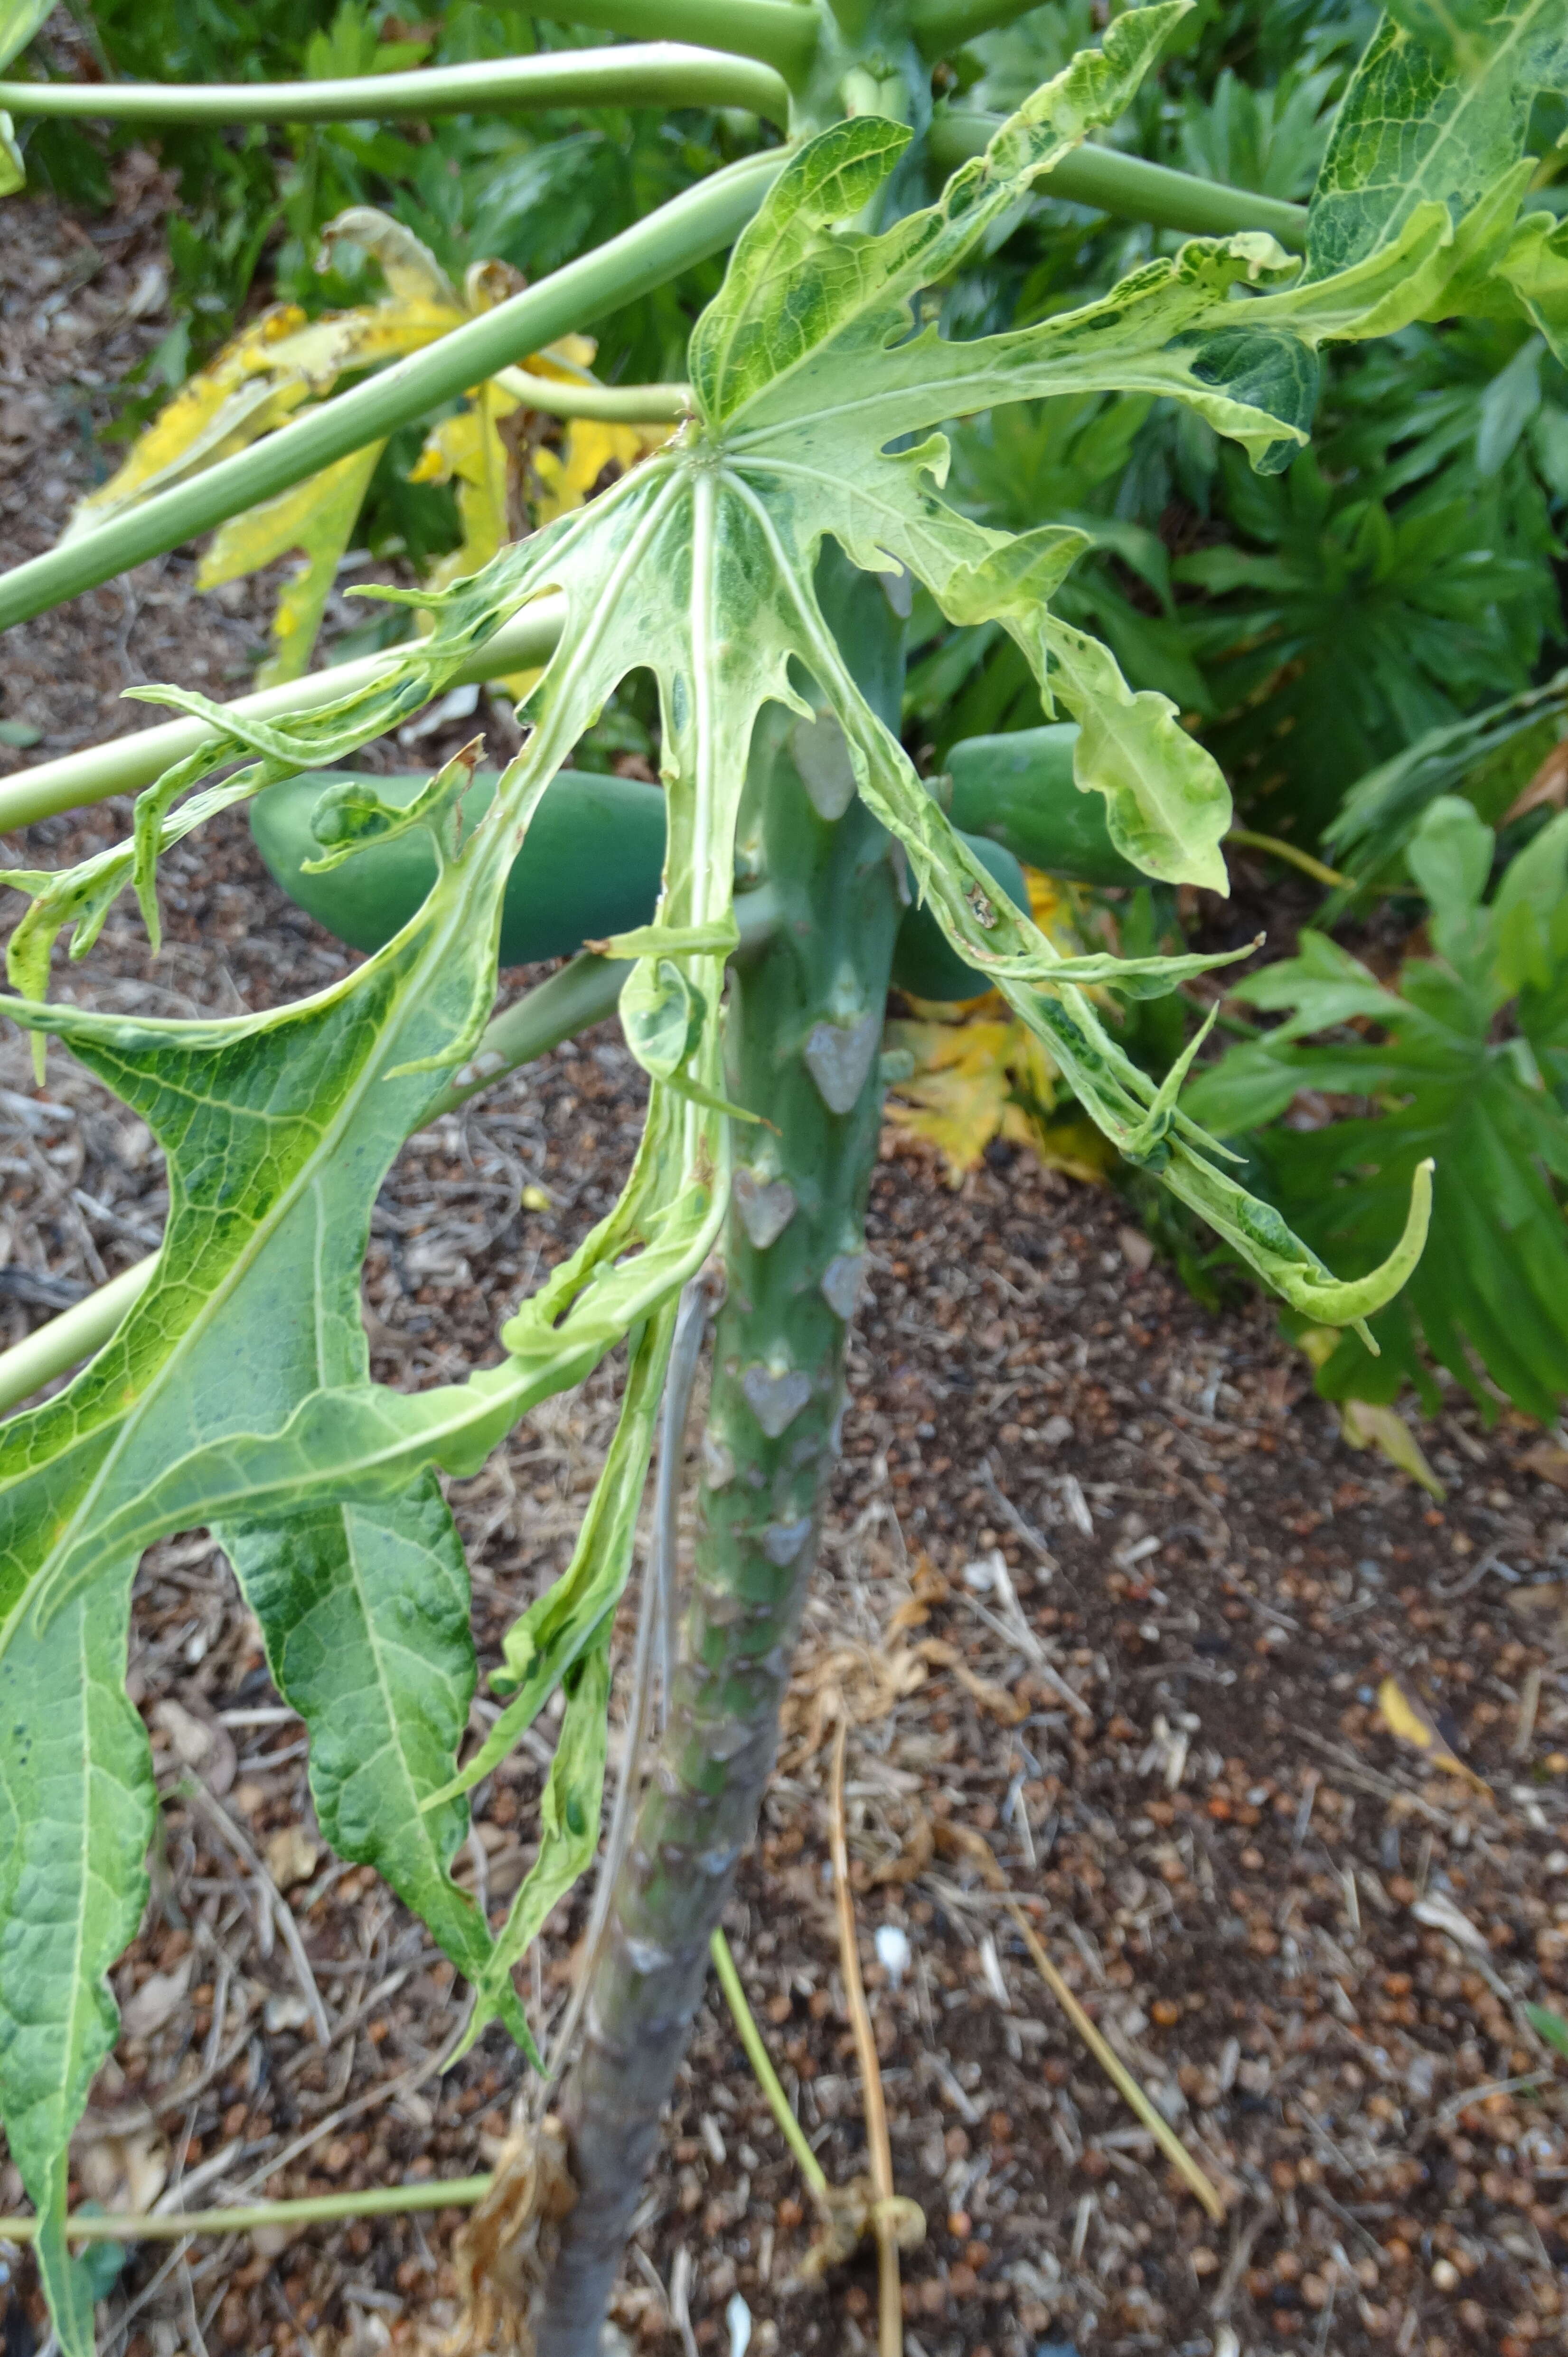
top-left (409, 334), bottom-right (673, 696)
top-left (1376, 1674), bottom-right (1492, 1796)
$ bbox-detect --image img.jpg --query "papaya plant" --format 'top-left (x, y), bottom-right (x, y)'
top-left (2, 0), bottom-right (1564, 2348)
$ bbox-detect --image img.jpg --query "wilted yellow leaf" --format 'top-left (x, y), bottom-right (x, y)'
top-left (533, 416), bottom-right (673, 524)
top-left (68, 287), bottom-right (456, 540)
top-left (883, 871), bottom-right (1113, 1184)
top-left (1376, 1674), bottom-right (1491, 1796)
top-left (198, 439), bottom-right (385, 685)
top-left (1002, 1104), bottom-right (1117, 1182)
top-left (884, 1016), bottom-right (1018, 1181)
top-left (1296, 1330), bottom-right (1445, 1498)
top-left (1339, 1397), bottom-right (1445, 1500)
top-left (70, 210), bottom-right (647, 685)
top-left (411, 376), bottom-right (528, 594)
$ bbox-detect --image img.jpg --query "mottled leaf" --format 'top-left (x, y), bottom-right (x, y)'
top-left (1306, 1), bottom-right (1568, 282)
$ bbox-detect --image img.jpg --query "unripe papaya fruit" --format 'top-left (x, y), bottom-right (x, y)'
top-left (252, 766), bottom-right (1052, 1002)
top-left (890, 830), bottom-right (1028, 1001)
top-left (250, 766), bottom-right (667, 966)
top-left (945, 723), bottom-right (1144, 886)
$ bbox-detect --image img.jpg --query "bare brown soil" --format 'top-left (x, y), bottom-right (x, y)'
top-left (1, 169), bottom-right (1566, 2357)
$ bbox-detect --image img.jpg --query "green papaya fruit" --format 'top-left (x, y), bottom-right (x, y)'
top-left (250, 766), bottom-right (667, 966)
top-left (890, 830), bottom-right (1028, 1001)
top-left (252, 766), bottom-right (1047, 1004)
top-left (945, 723), bottom-right (1144, 886)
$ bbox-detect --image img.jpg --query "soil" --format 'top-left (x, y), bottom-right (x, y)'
top-left (1, 165), bottom-right (1567, 2357)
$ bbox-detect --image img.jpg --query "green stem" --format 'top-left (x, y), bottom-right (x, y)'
top-left (0, 1261), bottom-right (156, 1416)
top-left (0, 150), bottom-right (786, 637)
top-left (492, 368), bottom-right (691, 422)
top-left (911, 0), bottom-right (1052, 59)
top-left (0, 44), bottom-right (789, 125)
top-left (929, 109), bottom-right (1310, 248)
top-left (1225, 827), bottom-right (1352, 890)
top-left (0, 2177), bottom-right (492, 2244)
top-left (0, 886), bottom-right (784, 1415)
top-left (525, 0), bottom-right (818, 82)
top-left (535, 555), bottom-right (904, 2357)
top-left (0, 598), bottom-right (567, 832)
top-left (709, 1928), bottom-right (829, 2202)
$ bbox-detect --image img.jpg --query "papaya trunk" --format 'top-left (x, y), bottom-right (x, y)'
top-left (534, 565), bottom-right (903, 2353)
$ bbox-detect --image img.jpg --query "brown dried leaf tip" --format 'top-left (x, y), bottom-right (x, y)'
top-left (446, 2113), bottom-right (578, 2357)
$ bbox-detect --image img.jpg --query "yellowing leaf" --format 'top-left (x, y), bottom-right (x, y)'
top-left (1297, 1328), bottom-right (1446, 1498)
top-left (66, 292), bottom-right (457, 541)
top-left (885, 866), bottom-right (1120, 1182)
top-left (885, 1016), bottom-right (1018, 1179)
top-left (198, 439), bottom-right (385, 686)
top-left (1339, 1397), bottom-right (1445, 1500)
top-left (1025, 867), bottom-right (1064, 931)
top-left (1376, 1674), bottom-right (1492, 1796)
top-left (1000, 1103), bottom-right (1117, 1182)
top-left (79, 209), bottom-right (648, 685)
top-left (412, 377), bottom-right (528, 594)
top-left (322, 206), bottom-right (457, 307)
top-left (533, 416), bottom-right (675, 525)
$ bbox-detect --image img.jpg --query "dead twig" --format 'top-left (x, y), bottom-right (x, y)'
top-left (980, 1457), bottom-right (1058, 1571)
top-left (1005, 1902), bottom-right (1226, 2223)
top-left (830, 1721), bottom-right (903, 2357)
top-left (961, 1546), bottom-right (1091, 1722)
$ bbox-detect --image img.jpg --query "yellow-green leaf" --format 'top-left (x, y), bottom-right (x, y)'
top-left (0, 112), bottom-right (21, 197)
top-left (1377, 1674), bottom-right (1492, 1796)
top-left (198, 440), bottom-right (385, 686)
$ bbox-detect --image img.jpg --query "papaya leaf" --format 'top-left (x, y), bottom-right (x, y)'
top-left (454, 1634), bottom-right (612, 2065)
top-left (303, 737), bottom-right (487, 870)
top-left (1495, 207), bottom-right (1568, 364)
top-left (0, 0), bottom-right (50, 75)
top-left (221, 1480), bottom-right (512, 2039)
top-left (0, 1583), bottom-right (154, 2357)
top-left (1305, 0), bottom-right (1568, 284)
top-left (426, 1306), bottom-right (679, 1810)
